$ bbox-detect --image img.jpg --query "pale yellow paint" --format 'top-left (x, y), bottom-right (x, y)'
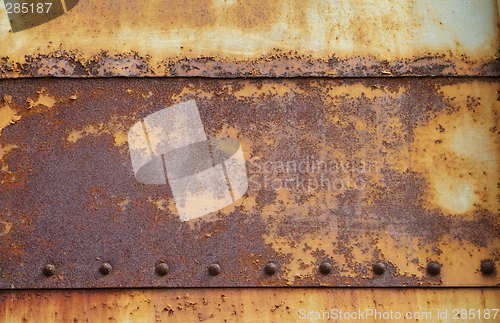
top-left (412, 81), bottom-right (499, 216)
top-left (1, 288), bottom-right (499, 323)
top-left (437, 238), bottom-right (500, 286)
top-left (233, 83), bottom-right (294, 98)
top-left (0, 104), bottom-right (20, 135)
top-left (67, 125), bottom-right (100, 143)
top-left (376, 233), bottom-right (428, 279)
top-left (0, 0), bottom-right (498, 70)
top-left (113, 130), bottom-right (128, 146)
top-left (0, 0), bottom-right (10, 35)
top-left (27, 90), bottom-right (56, 110)
top-left (67, 121), bottom-right (131, 147)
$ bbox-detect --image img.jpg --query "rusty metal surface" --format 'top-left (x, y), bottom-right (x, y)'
top-left (0, 77), bottom-right (499, 289)
top-left (1, 287), bottom-right (499, 322)
top-left (0, 0), bottom-right (499, 78)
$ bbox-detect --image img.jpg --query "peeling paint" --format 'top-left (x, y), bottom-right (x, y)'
top-left (0, 104), bottom-right (20, 135)
top-left (0, 0), bottom-right (499, 77)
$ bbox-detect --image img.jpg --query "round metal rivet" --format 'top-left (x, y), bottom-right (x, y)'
top-left (155, 263), bottom-right (169, 276)
top-left (426, 261), bottom-right (441, 276)
top-left (208, 263), bottom-right (221, 276)
top-left (373, 262), bottom-right (386, 275)
top-left (42, 264), bottom-right (55, 277)
top-left (99, 262), bottom-right (112, 275)
top-left (480, 260), bottom-right (495, 275)
top-left (264, 262), bottom-right (277, 275)
top-left (319, 262), bottom-right (333, 275)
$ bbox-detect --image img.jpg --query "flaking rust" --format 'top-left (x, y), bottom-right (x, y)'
top-left (0, 77), bottom-right (498, 289)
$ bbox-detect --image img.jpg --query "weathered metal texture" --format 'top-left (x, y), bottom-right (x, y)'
top-left (0, 77), bottom-right (498, 288)
top-left (1, 288), bottom-right (499, 322)
top-left (0, 0), bottom-right (499, 78)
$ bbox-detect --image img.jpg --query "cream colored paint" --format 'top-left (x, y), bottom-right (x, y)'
top-left (0, 0), bottom-right (498, 66)
top-left (0, 1), bottom-right (10, 35)
top-left (3, 287), bottom-right (499, 322)
top-left (412, 81), bottom-right (499, 216)
top-left (0, 104), bottom-right (20, 134)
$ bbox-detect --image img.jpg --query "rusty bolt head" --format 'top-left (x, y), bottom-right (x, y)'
top-left (208, 263), bottom-right (221, 276)
top-left (426, 261), bottom-right (441, 276)
top-left (480, 260), bottom-right (496, 275)
top-left (373, 262), bottom-right (386, 275)
top-left (155, 263), bottom-right (169, 276)
top-left (264, 262), bottom-right (277, 275)
top-left (319, 262), bottom-right (333, 275)
top-left (99, 262), bottom-right (112, 275)
top-left (42, 264), bottom-right (55, 277)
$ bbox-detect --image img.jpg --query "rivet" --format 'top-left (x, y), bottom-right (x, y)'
top-left (99, 262), bottom-right (112, 275)
top-left (319, 262), bottom-right (333, 275)
top-left (264, 262), bottom-right (277, 275)
top-left (480, 260), bottom-right (495, 275)
top-left (426, 261), bottom-right (441, 276)
top-left (42, 264), bottom-right (55, 277)
top-left (155, 263), bottom-right (169, 276)
top-left (373, 262), bottom-right (386, 275)
top-left (208, 263), bottom-right (221, 276)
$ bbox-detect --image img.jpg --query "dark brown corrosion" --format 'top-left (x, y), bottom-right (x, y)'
top-left (1, 53), bottom-right (500, 78)
top-left (0, 77), bottom-right (498, 289)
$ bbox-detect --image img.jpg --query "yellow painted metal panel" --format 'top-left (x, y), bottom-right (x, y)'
top-left (0, 0), bottom-right (499, 77)
top-left (1, 288), bottom-right (499, 322)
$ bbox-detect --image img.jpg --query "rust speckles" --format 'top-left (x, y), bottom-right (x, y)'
top-left (156, 0), bottom-right (215, 29)
top-left (412, 81), bottom-right (499, 216)
top-left (0, 1), bottom-right (499, 77)
top-left (226, 0), bottom-right (282, 31)
top-left (97, 58), bottom-right (148, 77)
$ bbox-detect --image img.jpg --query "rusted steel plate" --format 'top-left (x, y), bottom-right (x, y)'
top-left (1, 288), bottom-right (499, 322)
top-left (0, 77), bottom-right (499, 289)
top-left (0, 0), bottom-right (499, 78)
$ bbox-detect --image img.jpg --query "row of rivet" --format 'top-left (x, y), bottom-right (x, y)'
top-left (41, 260), bottom-right (496, 277)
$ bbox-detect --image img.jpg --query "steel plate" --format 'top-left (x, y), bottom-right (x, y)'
top-left (0, 77), bottom-right (498, 288)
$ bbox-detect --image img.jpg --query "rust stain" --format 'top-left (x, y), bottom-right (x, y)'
top-left (412, 81), bottom-right (499, 216)
top-left (0, 0), bottom-right (499, 77)
top-left (1, 288), bottom-right (499, 322)
top-left (0, 78), bottom-right (498, 289)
